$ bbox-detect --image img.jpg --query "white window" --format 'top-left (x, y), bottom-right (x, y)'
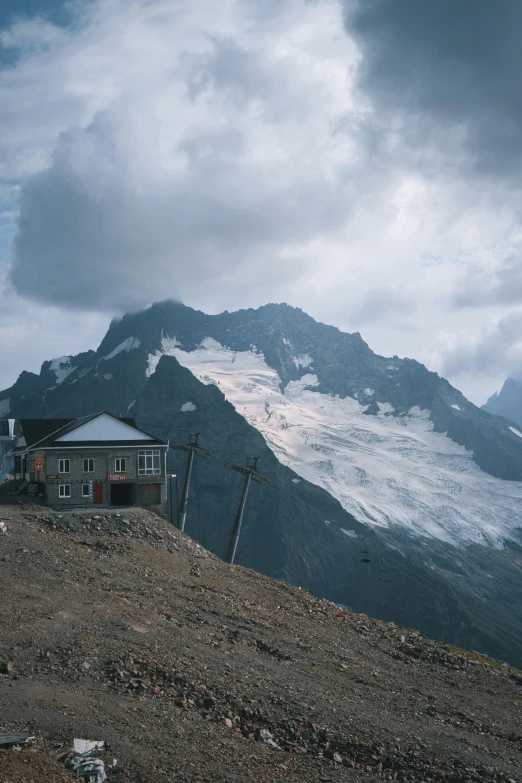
top-left (82, 484), bottom-right (90, 498)
top-left (138, 449), bottom-right (161, 474)
top-left (115, 458), bottom-right (126, 473)
top-left (59, 484), bottom-right (71, 498)
top-left (58, 459), bottom-right (70, 474)
top-left (83, 458), bottom-right (94, 472)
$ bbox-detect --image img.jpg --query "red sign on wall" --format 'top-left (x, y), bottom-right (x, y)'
top-left (108, 473), bottom-right (127, 482)
top-left (34, 452), bottom-right (44, 471)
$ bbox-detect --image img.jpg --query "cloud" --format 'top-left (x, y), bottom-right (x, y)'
top-left (0, 264), bottom-right (109, 390)
top-left (344, 0), bottom-right (522, 178)
top-left (4, 0), bottom-right (365, 312)
top-left (443, 311), bottom-right (522, 378)
top-left (455, 249), bottom-right (522, 308)
top-left (347, 285), bottom-right (416, 326)
top-left (3, 0), bottom-right (522, 403)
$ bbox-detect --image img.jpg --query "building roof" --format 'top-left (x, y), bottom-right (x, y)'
top-left (19, 419), bottom-right (75, 448)
top-left (14, 412), bottom-right (167, 452)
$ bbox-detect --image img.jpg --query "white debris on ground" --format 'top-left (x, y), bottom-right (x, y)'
top-left (73, 740), bottom-right (106, 755)
top-left (65, 739), bottom-right (116, 783)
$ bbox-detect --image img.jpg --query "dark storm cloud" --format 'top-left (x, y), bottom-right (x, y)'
top-left (344, 0), bottom-right (522, 177)
top-left (5, 1), bottom-right (365, 314)
top-left (8, 90), bottom-right (350, 311)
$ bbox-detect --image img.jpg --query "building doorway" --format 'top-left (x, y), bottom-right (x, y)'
top-left (110, 483), bottom-right (135, 507)
top-left (93, 483), bottom-right (103, 504)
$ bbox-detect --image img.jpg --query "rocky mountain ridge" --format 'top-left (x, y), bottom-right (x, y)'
top-left (1, 300), bottom-right (522, 669)
top-left (6, 300), bottom-right (522, 479)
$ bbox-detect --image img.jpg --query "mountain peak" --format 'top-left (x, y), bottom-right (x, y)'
top-left (3, 298), bottom-right (522, 669)
top-left (483, 376), bottom-right (522, 427)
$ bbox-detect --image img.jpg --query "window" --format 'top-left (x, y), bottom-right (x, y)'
top-left (82, 484), bottom-right (90, 498)
top-left (83, 458), bottom-right (94, 472)
top-left (138, 449), bottom-right (161, 474)
top-left (114, 458), bottom-right (126, 473)
top-left (58, 459), bottom-right (70, 474)
top-left (59, 484), bottom-right (71, 498)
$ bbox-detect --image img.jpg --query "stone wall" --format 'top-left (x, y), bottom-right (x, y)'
top-left (43, 447), bottom-right (165, 510)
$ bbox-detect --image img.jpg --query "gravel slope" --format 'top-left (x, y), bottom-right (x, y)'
top-left (0, 506), bottom-right (521, 783)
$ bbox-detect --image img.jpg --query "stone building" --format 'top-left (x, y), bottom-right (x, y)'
top-left (12, 412), bottom-right (167, 511)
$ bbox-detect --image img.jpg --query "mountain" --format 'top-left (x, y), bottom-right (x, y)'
top-left (483, 376), bottom-right (522, 428)
top-left (1, 300), bottom-right (522, 668)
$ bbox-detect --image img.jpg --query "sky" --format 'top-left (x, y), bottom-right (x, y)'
top-left (2, 0), bottom-right (522, 404)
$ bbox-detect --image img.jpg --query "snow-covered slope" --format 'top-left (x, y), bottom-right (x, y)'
top-left (148, 338), bottom-right (522, 548)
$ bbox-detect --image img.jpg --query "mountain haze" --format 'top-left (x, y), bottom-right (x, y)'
top-left (483, 377), bottom-right (522, 429)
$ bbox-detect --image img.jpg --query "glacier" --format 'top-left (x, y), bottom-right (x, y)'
top-left (147, 337), bottom-right (522, 549)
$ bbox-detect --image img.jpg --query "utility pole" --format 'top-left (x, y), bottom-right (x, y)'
top-left (226, 457), bottom-right (270, 565)
top-left (170, 433), bottom-right (214, 533)
top-left (165, 466), bottom-right (178, 526)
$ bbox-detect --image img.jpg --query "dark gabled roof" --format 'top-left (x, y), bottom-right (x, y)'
top-left (15, 412), bottom-right (166, 452)
top-left (20, 419), bottom-right (74, 448)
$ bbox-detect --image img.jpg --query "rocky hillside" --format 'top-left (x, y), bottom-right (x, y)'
top-left (1, 301), bottom-right (522, 670)
top-left (0, 505), bottom-right (521, 783)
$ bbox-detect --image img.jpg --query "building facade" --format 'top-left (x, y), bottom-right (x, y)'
top-left (13, 412), bottom-right (168, 512)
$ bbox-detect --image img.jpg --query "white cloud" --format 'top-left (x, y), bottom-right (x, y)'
top-left (1, 0), bottom-right (522, 403)
top-left (0, 265), bottom-right (109, 390)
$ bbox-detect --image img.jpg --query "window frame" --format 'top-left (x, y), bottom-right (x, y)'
top-left (59, 484), bottom-right (71, 498)
top-left (114, 457), bottom-right (126, 473)
top-left (58, 458), bottom-right (70, 474)
top-left (82, 484), bottom-right (90, 498)
top-left (138, 449), bottom-right (161, 475)
top-left (83, 458), bottom-right (94, 473)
